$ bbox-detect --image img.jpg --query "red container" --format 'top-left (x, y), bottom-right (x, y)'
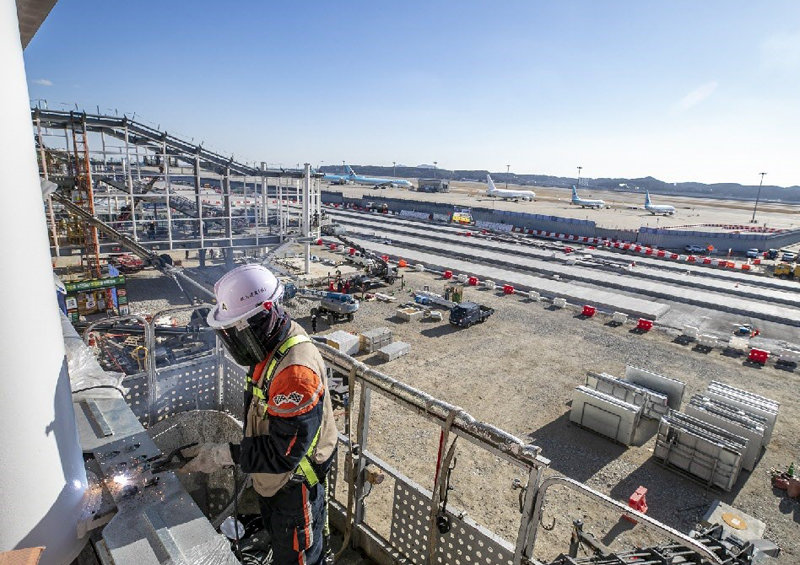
top-left (443, 270), bottom-right (453, 279)
top-left (637, 318), bottom-right (653, 331)
top-left (503, 284), bottom-right (515, 295)
top-left (657, 250), bottom-right (666, 258)
top-left (468, 276), bottom-right (478, 286)
top-left (349, 247), bottom-right (356, 256)
top-left (329, 243), bottom-right (337, 250)
top-left (582, 305), bottom-right (596, 317)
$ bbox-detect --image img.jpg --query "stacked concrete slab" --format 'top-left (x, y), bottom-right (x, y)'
top-left (359, 327), bottom-right (393, 353)
top-left (654, 412), bottom-right (747, 492)
top-left (653, 381), bottom-right (779, 489)
top-left (705, 381), bottom-right (779, 444)
top-left (570, 386), bottom-right (642, 445)
top-left (585, 371), bottom-right (669, 420)
top-left (624, 365), bottom-right (686, 409)
top-left (685, 395), bottom-right (767, 472)
top-left (377, 341), bottom-right (411, 362)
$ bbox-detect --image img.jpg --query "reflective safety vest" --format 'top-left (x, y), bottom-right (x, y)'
top-left (244, 334), bottom-right (322, 486)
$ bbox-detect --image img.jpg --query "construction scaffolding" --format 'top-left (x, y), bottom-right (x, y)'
top-left (33, 109), bottom-right (322, 273)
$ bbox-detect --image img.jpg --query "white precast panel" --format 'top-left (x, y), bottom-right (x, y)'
top-left (0, 3), bottom-right (88, 562)
top-left (570, 386), bottom-right (641, 446)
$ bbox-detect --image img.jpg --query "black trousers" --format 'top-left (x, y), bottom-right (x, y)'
top-left (259, 480), bottom-right (325, 565)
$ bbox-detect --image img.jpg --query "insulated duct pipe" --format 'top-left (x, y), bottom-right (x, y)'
top-left (0, 2), bottom-right (88, 562)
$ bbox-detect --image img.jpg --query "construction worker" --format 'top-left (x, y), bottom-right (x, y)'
top-left (182, 264), bottom-right (338, 564)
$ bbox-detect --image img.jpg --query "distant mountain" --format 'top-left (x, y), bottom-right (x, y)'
top-left (318, 165), bottom-right (800, 204)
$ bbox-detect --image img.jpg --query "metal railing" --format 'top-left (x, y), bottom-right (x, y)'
top-left (80, 306), bottom-right (723, 565)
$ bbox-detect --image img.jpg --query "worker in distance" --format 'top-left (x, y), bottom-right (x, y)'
top-left (182, 264), bottom-right (338, 564)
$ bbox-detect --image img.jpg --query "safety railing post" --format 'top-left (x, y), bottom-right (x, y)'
top-left (513, 465), bottom-right (543, 564)
top-left (353, 385), bottom-right (371, 528)
top-left (145, 315), bottom-right (158, 427)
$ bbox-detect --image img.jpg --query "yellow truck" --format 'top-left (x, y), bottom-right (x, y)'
top-left (773, 262), bottom-right (800, 279)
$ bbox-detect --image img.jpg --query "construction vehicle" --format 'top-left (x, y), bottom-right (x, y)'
top-left (773, 262), bottom-right (800, 279)
top-left (334, 233), bottom-right (398, 284)
top-left (284, 283), bottom-right (359, 322)
top-left (451, 207), bottom-right (474, 225)
top-left (449, 301), bottom-right (494, 327)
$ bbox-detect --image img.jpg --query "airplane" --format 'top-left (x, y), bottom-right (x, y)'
top-left (344, 165), bottom-right (414, 189)
top-left (322, 172), bottom-right (351, 185)
top-left (486, 174), bottom-right (535, 201)
top-left (571, 186), bottom-right (606, 209)
top-left (644, 190), bottom-right (676, 215)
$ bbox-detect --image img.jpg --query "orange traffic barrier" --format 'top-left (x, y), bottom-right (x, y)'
top-left (623, 486), bottom-right (648, 523)
top-left (398, 259), bottom-right (408, 268)
top-left (741, 264), bottom-right (751, 271)
top-left (582, 305), bottom-right (596, 317)
top-left (748, 348), bottom-right (769, 365)
top-left (636, 318), bottom-right (653, 331)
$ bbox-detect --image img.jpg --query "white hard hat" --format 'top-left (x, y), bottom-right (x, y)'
top-left (207, 264), bottom-right (283, 329)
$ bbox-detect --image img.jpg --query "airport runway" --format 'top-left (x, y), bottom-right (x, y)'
top-left (325, 182), bottom-right (800, 231)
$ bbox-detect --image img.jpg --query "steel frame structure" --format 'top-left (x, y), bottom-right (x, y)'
top-left (33, 109), bottom-right (321, 271)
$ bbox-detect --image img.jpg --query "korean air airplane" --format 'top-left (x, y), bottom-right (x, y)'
top-left (486, 174), bottom-right (535, 201)
top-left (571, 186), bottom-right (606, 209)
top-left (344, 165), bottom-right (414, 189)
top-left (644, 191), bottom-right (676, 215)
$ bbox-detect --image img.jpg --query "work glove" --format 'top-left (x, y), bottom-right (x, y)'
top-left (179, 442), bottom-right (234, 474)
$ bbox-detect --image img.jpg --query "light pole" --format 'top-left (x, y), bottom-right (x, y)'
top-left (577, 166), bottom-right (582, 188)
top-left (342, 160), bottom-right (346, 174)
top-left (506, 164), bottom-right (510, 190)
top-left (751, 172), bottom-right (767, 223)
top-left (393, 161), bottom-right (396, 178)
top-left (434, 161), bottom-right (438, 179)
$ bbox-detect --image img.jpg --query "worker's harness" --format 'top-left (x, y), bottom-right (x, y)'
top-left (244, 334), bottom-right (322, 487)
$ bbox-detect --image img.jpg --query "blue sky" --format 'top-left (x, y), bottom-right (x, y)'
top-left (23, 1), bottom-right (800, 186)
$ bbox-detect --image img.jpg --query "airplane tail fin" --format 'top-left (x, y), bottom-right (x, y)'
top-left (487, 174), bottom-right (497, 192)
top-left (645, 191), bottom-right (652, 206)
top-left (571, 185), bottom-right (578, 199)
top-left (346, 165), bottom-right (355, 176)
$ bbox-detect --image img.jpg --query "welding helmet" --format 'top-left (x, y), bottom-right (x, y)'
top-left (207, 264), bottom-right (287, 366)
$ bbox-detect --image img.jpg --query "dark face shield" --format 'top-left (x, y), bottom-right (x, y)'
top-left (214, 306), bottom-right (282, 366)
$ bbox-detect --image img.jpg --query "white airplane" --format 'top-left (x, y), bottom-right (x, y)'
top-left (570, 185), bottom-right (606, 209)
top-left (644, 191), bottom-right (676, 215)
top-left (486, 174), bottom-right (535, 201)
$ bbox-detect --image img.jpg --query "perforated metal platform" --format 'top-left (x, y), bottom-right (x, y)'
top-left (390, 479), bottom-right (515, 565)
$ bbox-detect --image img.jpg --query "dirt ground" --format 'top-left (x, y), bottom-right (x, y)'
top-left (105, 248), bottom-right (799, 564)
top-left (280, 258), bottom-right (799, 564)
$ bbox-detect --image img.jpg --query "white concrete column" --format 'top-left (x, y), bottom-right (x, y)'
top-left (0, 2), bottom-right (87, 563)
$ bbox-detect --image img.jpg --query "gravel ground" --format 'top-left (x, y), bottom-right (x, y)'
top-left (118, 253), bottom-right (799, 564)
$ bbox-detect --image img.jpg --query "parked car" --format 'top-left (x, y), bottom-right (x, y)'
top-left (746, 248), bottom-right (760, 259)
top-left (684, 244), bottom-right (705, 253)
top-left (449, 302), bottom-right (494, 328)
top-left (781, 251), bottom-right (796, 263)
